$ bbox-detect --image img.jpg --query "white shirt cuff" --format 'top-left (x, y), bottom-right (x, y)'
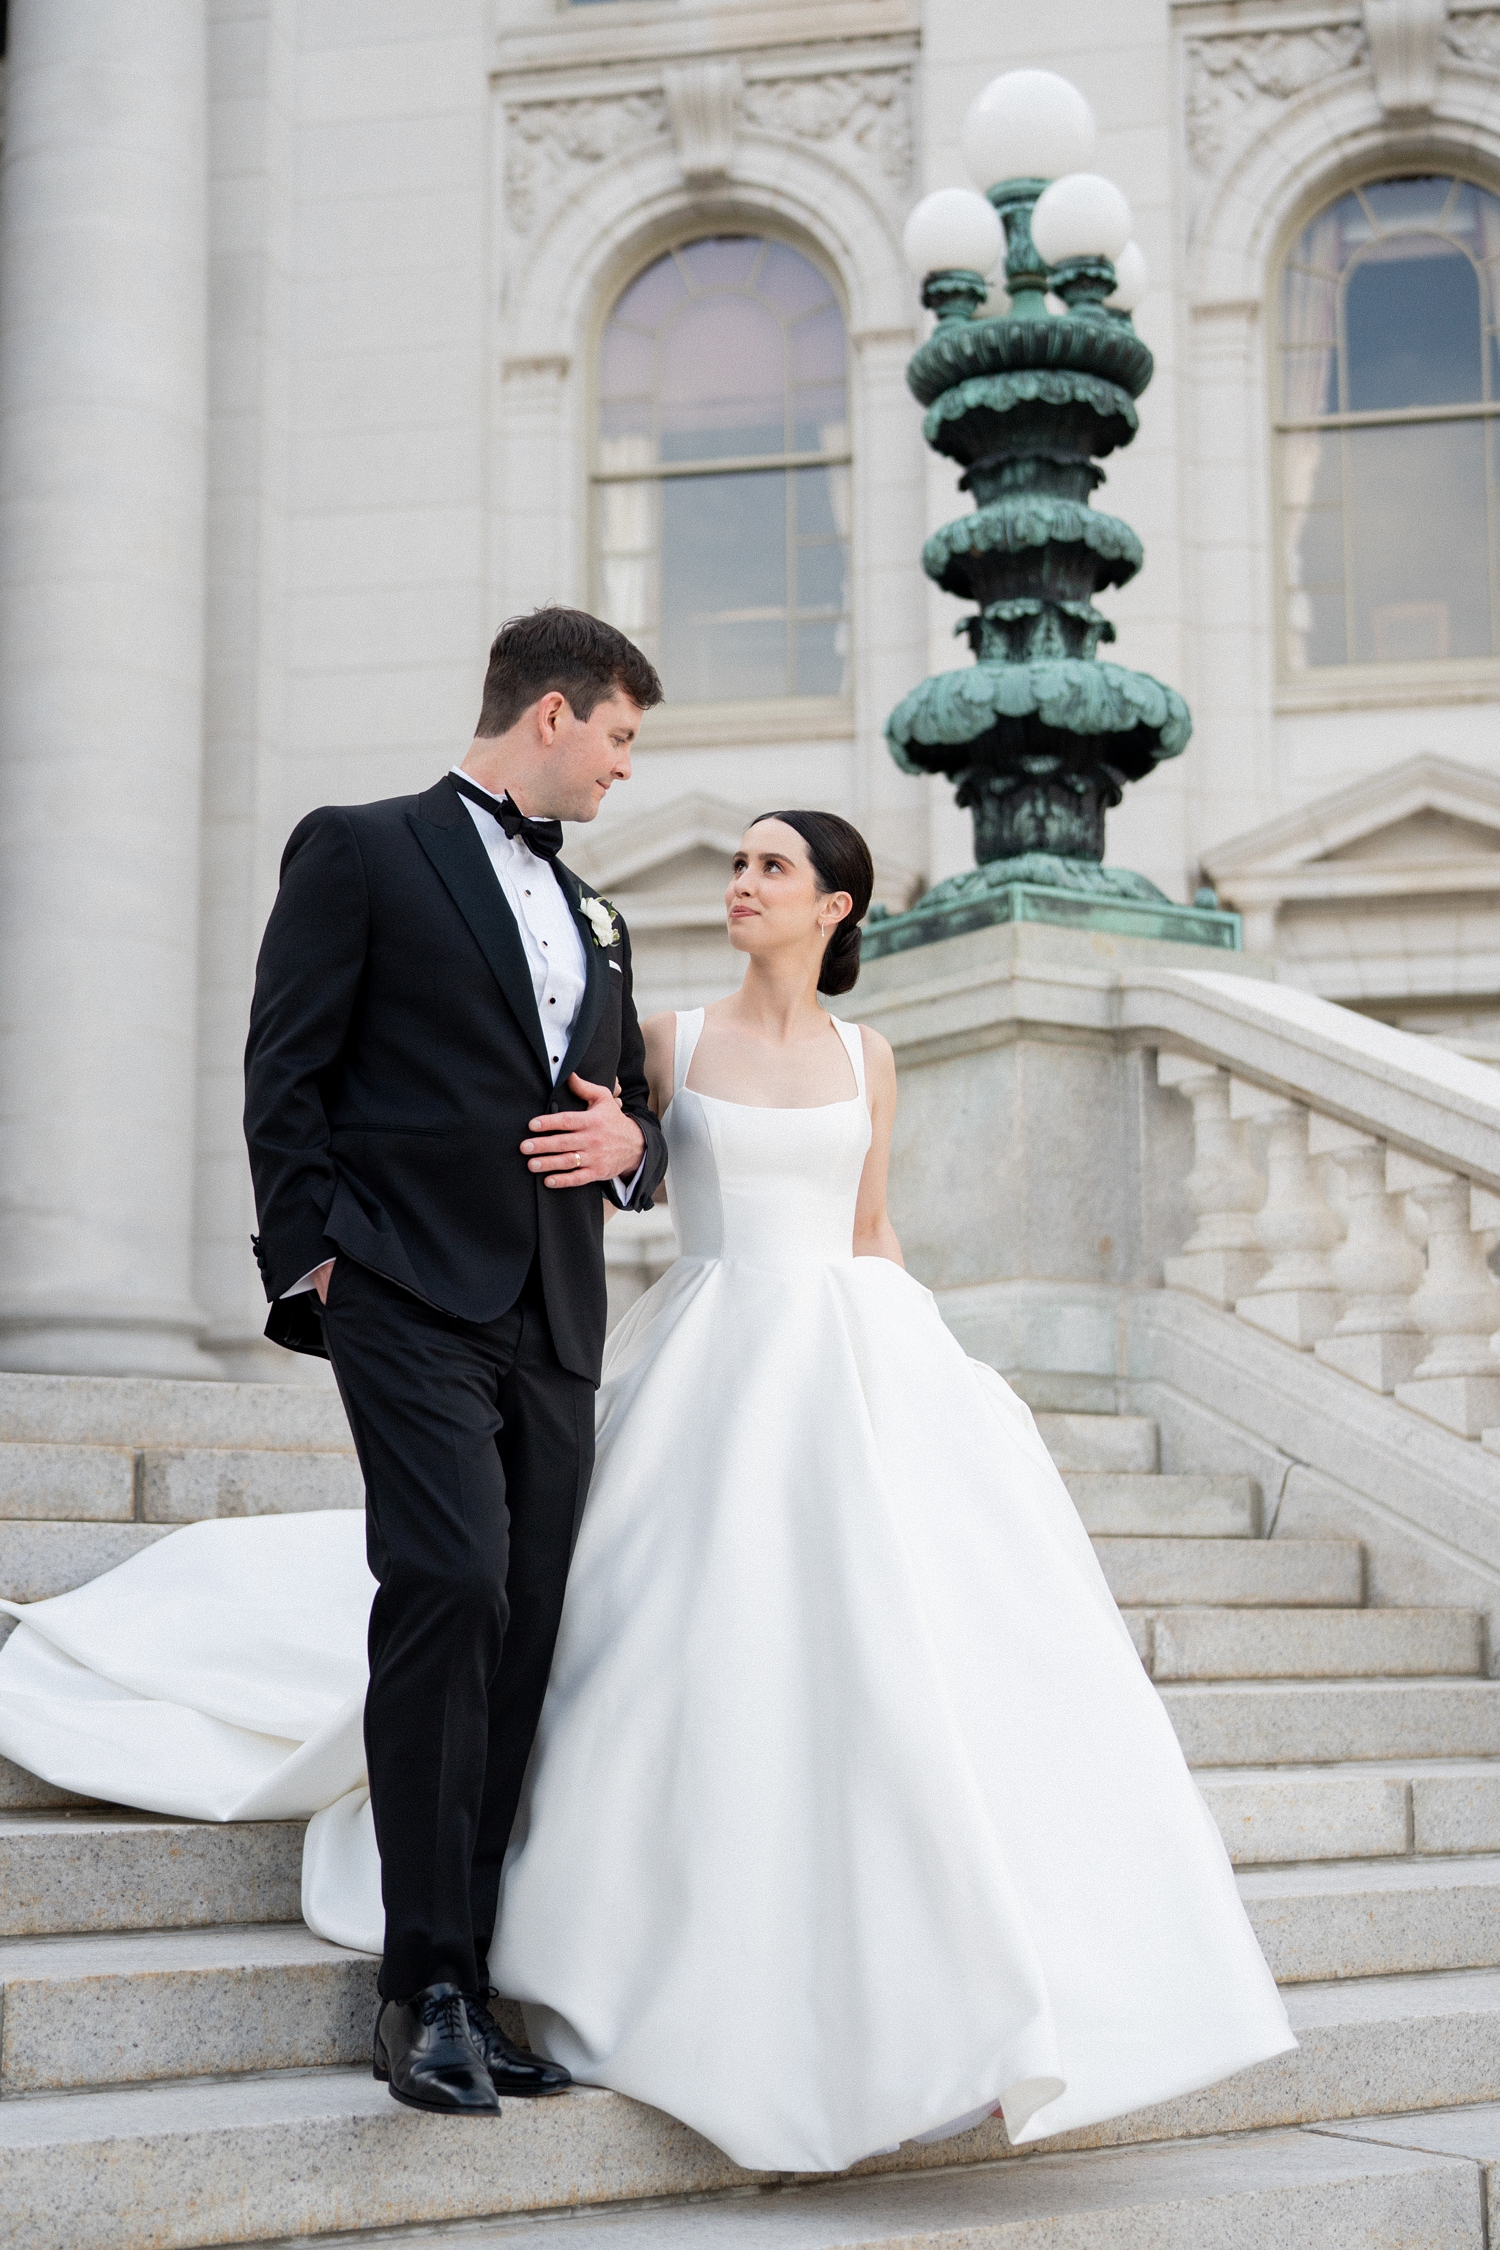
top-left (612, 1157), bottom-right (647, 1207)
top-left (283, 1262), bottom-right (329, 1298)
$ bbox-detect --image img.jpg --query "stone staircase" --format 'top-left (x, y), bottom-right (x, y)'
top-left (5, 1375), bottom-right (1500, 2245)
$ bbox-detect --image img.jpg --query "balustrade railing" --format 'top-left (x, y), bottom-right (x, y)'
top-left (1156, 1049), bottom-right (1500, 1444)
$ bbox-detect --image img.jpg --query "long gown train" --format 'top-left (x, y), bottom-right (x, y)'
top-left (0, 1007), bottom-right (1293, 2172)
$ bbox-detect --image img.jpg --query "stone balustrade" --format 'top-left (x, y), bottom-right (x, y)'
top-left (1156, 1047), bottom-right (1500, 1444)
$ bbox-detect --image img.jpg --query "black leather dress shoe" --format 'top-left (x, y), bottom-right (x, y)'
top-left (373, 1982), bottom-right (500, 2114)
top-left (465, 1988), bottom-right (572, 2096)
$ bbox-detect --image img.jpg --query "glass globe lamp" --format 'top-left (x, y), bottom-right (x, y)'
top-left (902, 187), bottom-right (1004, 321)
top-left (1105, 241), bottom-right (1149, 314)
top-left (902, 188), bottom-right (1004, 279)
top-left (961, 70), bottom-right (1096, 193)
top-left (1030, 174), bottom-right (1134, 264)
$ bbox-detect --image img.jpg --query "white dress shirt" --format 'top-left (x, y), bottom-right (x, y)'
top-left (452, 771), bottom-right (645, 1205)
top-left (284, 771), bottom-right (641, 1299)
top-left (452, 772), bottom-right (588, 1080)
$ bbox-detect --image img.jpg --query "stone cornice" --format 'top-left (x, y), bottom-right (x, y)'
top-left (498, 41), bottom-right (919, 109)
top-left (495, 1), bottom-right (919, 85)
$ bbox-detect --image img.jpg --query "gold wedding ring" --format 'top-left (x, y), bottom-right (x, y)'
top-left (575, 1152), bottom-right (582, 1168)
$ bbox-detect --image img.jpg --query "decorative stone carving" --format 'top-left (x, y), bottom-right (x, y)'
top-left (1364, 0), bottom-right (1447, 114)
top-left (663, 58), bottom-right (742, 187)
top-left (740, 68), bottom-right (913, 192)
top-left (1183, 27), bottom-right (1367, 170)
top-left (504, 92), bottom-right (669, 235)
top-left (1446, 9), bottom-right (1500, 68)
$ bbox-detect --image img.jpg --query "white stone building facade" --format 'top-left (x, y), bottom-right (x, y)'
top-left (0, 0), bottom-right (1498, 1382)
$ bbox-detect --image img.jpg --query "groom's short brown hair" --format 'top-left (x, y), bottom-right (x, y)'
top-left (476, 607), bottom-right (663, 738)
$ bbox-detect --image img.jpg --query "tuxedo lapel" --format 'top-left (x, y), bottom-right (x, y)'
top-left (408, 782), bottom-right (552, 1079)
top-left (554, 860), bottom-right (610, 1086)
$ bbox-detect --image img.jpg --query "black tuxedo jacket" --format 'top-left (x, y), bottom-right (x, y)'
top-left (243, 774), bottom-right (668, 1384)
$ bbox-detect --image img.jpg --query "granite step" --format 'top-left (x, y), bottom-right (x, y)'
top-left (1196, 1758), bottom-right (1500, 1866)
top-left (400, 2131), bottom-right (1482, 2250)
top-left (0, 1925), bottom-right (377, 2092)
top-left (5, 1971), bottom-right (1500, 2250)
top-left (0, 1813), bottom-right (304, 1936)
top-left (0, 1751), bottom-right (99, 1812)
top-left (0, 1520), bottom-right (173, 1601)
top-left (1126, 1605), bottom-right (1485, 1681)
top-left (1050, 1966), bottom-right (1500, 2152)
top-left (0, 1442), bottom-right (361, 1529)
top-left (0, 1442), bottom-right (135, 1520)
top-left (10, 1860), bottom-right (1499, 2096)
top-left (1163, 1679), bottom-right (1500, 1768)
top-left (1066, 1474), bottom-right (1261, 1539)
top-left (0, 1371), bottom-right (347, 1452)
top-left (1034, 1411), bottom-right (1159, 1474)
top-left (1094, 1536), bottom-right (1364, 1608)
top-left (135, 1447), bottom-right (361, 1522)
top-left (1239, 1854), bottom-right (1500, 1982)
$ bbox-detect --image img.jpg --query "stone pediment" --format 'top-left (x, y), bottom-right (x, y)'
top-left (565, 792), bottom-right (922, 931)
top-left (1203, 757), bottom-right (1500, 910)
top-left (1201, 757), bottom-right (1500, 999)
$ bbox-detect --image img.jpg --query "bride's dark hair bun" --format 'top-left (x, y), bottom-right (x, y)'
top-left (751, 809), bottom-right (875, 996)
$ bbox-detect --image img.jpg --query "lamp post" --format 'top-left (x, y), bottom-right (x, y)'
top-left (867, 71), bottom-right (1236, 959)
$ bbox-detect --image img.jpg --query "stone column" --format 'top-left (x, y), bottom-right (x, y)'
top-left (0, 0), bottom-right (215, 1376)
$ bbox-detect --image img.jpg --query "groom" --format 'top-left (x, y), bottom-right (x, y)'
top-left (244, 608), bottom-right (669, 2115)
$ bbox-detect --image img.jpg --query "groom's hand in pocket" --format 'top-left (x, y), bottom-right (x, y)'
top-left (522, 1073), bottom-right (646, 1188)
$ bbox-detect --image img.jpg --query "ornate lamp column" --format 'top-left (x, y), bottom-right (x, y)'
top-left (866, 71), bottom-right (1236, 959)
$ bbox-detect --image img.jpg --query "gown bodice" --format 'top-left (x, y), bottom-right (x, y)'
top-left (663, 1008), bottom-right (873, 1268)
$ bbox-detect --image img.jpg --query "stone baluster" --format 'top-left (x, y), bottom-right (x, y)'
top-left (1475, 1188), bottom-right (1500, 1460)
top-left (1229, 1082), bottom-right (1343, 1347)
top-left (1390, 1153), bottom-right (1500, 1436)
top-left (1157, 1053), bottom-right (1267, 1305)
top-left (1309, 1116), bottom-right (1425, 1392)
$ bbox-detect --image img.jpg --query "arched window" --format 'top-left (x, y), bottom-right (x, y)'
top-left (1278, 174), bottom-right (1500, 674)
top-left (594, 235), bottom-right (851, 707)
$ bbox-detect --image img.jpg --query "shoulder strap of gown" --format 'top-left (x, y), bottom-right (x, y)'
top-left (671, 1008), bottom-right (706, 1107)
top-left (833, 1013), bottom-right (867, 1104)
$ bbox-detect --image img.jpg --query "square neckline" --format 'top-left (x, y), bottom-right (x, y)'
top-left (670, 1008), bottom-right (867, 1118)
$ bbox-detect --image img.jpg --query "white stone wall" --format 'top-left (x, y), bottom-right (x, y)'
top-left (5, 0), bottom-right (1500, 1373)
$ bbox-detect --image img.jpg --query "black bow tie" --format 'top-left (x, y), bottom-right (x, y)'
top-left (452, 777), bottom-right (564, 861)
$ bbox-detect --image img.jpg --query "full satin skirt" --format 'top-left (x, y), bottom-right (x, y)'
top-left (492, 1251), bottom-right (1294, 2171)
top-left (0, 1252), bottom-right (1294, 2172)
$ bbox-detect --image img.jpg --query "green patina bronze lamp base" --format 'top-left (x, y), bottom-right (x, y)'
top-left (862, 854), bottom-right (1240, 962)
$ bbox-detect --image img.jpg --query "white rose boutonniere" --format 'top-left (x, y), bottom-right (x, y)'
top-left (580, 894), bottom-right (619, 949)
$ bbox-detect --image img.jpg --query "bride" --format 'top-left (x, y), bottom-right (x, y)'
top-left (0, 808), bottom-right (1293, 2175)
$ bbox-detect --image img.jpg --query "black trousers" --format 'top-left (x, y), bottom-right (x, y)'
top-left (319, 1254), bottom-right (594, 2001)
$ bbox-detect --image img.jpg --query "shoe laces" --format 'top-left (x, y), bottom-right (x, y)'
top-left (417, 1988), bottom-right (469, 2041)
top-left (465, 1986), bottom-right (500, 2036)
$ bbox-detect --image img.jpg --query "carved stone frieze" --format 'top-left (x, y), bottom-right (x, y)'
top-left (1184, 26), bottom-right (1368, 171)
top-left (504, 62), bottom-right (913, 235)
top-left (740, 66), bottom-right (913, 192)
top-left (1447, 9), bottom-right (1500, 68)
top-left (504, 92), bottom-right (669, 235)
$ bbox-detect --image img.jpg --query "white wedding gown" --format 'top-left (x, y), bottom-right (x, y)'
top-left (0, 1007), bottom-right (1293, 2172)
